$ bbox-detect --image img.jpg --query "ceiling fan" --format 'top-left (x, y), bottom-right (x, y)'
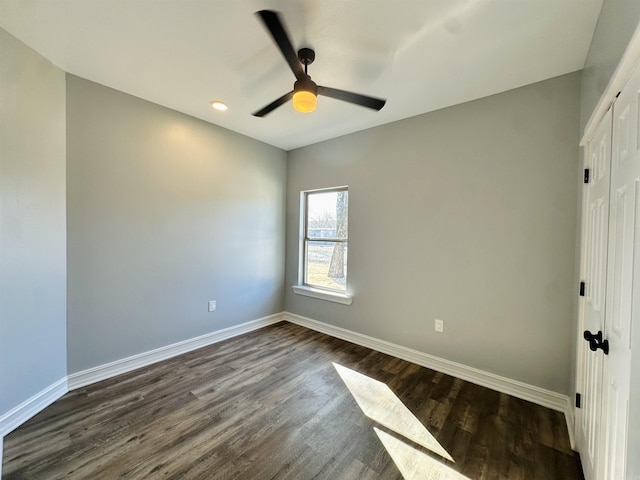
top-left (252, 10), bottom-right (387, 117)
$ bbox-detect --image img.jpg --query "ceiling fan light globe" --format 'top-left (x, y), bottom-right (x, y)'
top-left (293, 91), bottom-right (317, 113)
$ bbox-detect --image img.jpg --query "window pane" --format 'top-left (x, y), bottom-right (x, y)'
top-left (305, 241), bottom-right (347, 291)
top-left (307, 190), bottom-right (348, 240)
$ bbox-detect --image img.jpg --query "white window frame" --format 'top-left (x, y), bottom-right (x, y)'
top-left (293, 186), bottom-right (352, 305)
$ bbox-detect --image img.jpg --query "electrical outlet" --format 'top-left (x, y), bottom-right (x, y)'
top-left (208, 300), bottom-right (216, 312)
top-left (435, 319), bottom-right (444, 333)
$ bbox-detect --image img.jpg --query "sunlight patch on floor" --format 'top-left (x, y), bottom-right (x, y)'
top-left (375, 428), bottom-right (471, 480)
top-left (333, 363), bottom-right (453, 462)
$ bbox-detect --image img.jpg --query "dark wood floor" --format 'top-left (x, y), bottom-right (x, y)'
top-left (3, 322), bottom-right (583, 480)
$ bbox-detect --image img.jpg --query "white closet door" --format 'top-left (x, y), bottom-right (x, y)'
top-left (576, 110), bottom-right (612, 480)
top-left (577, 108), bottom-right (612, 480)
top-left (599, 62), bottom-right (639, 480)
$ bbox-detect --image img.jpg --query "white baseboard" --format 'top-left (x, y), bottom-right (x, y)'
top-left (283, 312), bottom-right (572, 417)
top-left (68, 313), bottom-right (284, 390)
top-left (565, 404), bottom-right (576, 450)
top-left (0, 377), bottom-right (68, 437)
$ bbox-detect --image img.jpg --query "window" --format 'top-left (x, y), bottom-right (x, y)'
top-left (295, 186), bottom-right (350, 303)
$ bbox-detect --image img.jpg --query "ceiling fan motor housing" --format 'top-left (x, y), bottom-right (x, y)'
top-left (294, 75), bottom-right (317, 95)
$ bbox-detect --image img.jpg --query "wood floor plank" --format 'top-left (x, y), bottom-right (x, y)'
top-left (3, 322), bottom-right (582, 480)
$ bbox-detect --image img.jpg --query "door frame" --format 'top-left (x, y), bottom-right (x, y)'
top-left (575, 18), bottom-right (640, 478)
top-left (581, 22), bottom-right (640, 148)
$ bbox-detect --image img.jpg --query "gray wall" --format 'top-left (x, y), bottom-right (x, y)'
top-left (285, 72), bottom-right (581, 395)
top-left (66, 76), bottom-right (287, 374)
top-left (0, 29), bottom-right (67, 417)
top-left (580, 0), bottom-right (640, 132)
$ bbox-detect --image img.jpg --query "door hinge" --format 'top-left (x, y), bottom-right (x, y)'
top-left (579, 281), bottom-right (585, 297)
top-left (575, 393), bottom-right (582, 408)
top-left (584, 168), bottom-right (590, 184)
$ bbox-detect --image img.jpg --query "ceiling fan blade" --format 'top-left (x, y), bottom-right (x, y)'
top-left (252, 91), bottom-right (294, 117)
top-left (256, 10), bottom-right (304, 79)
top-left (318, 86), bottom-right (386, 111)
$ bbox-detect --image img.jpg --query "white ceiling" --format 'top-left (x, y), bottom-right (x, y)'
top-left (0, 0), bottom-right (603, 151)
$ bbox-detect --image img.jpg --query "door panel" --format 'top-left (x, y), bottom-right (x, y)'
top-left (577, 108), bottom-right (612, 480)
top-left (600, 63), bottom-right (639, 480)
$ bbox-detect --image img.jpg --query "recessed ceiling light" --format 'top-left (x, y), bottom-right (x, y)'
top-left (211, 101), bottom-right (228, 111)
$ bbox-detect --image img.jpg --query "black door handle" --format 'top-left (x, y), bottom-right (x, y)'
top-left (583, 330), bottom-right (609, 355)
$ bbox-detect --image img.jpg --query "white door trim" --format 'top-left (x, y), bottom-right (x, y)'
top-left (581, 22), bottom-right (640, 146)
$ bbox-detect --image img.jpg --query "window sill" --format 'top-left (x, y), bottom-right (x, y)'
top-left (292, 286), bottom-right (353, 305)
